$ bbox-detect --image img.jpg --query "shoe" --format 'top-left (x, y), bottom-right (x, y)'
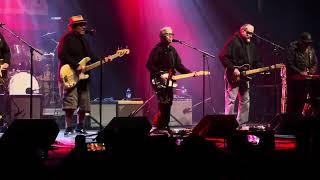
top-left (149, 126), bottom-right (158, 133)
top-left (64, 127), bottom-right (74, 136)
top-left (75, 127), bottom-right (87, 134)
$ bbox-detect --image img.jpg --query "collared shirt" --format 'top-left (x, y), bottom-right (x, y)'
top-left (146, 42), bottom-right (191, 78)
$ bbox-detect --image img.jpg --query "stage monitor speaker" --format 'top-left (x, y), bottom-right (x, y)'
top-left (169, 98), bottom-right (192, 126)
top-left (269, 113), bottom-right (301, 135)
top-left (10, 95), bottom-right (42, 122)
top-left (96, 116), bottom-right (151, 143)
top-left (90, 103), bottom-right (117, 128)
top-left (0, 118), bottom-right (59, 149)
top-left (192, 114), bottom-right (239, 137)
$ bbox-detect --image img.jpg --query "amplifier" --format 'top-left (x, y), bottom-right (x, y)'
top-left (117, 100), bottom-right (144, 117)
top-left (170, 98), bottom-right (192, 126)
top-left (89, 103), bottom-right (117, 128)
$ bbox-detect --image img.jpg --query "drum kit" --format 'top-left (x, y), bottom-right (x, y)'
top-left (7, 41), bottom-right (60, 108)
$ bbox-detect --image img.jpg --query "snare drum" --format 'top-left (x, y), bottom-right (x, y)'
top-left (9, 72), bottom-right (40, 95)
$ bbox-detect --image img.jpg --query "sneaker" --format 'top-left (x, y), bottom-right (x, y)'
top-left (75, 127), bottom-right (87, 134)
top-left (149, 126), bottom-right (158, 133)
top-left (64, 127), bottom-right (74, 136)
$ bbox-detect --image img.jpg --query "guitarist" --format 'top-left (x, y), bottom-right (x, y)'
top-left (219, 24), bottom-right (263, 125)
top-left (0, 31), bottom-right (11, 93)
top-left (58, 15), bottom-right (111, 136)
top-left (286, 32), bottom-right (318, 116)
top-left (146, 26), bottom-right (196, 134)
top-left (0, 31), bottom-right (11, 128)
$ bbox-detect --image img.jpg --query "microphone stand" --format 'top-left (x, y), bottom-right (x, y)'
top-left (0, 24), bottom-right (43, 118)
top-left (174, 40), bottom-right (215, 118)
top-left (253, 33), bottom-right (285, 117)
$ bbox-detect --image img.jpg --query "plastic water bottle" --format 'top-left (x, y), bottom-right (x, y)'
top-left (125, 88), bottom-right (132, 99)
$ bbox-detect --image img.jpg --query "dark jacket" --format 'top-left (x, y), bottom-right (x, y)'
top-left (286, 41), bottom-right (318, 76)
top-left (0, 32), bottom-right (11, 65)
top-left (146, 42), bottom-right (191, 78)
top-left (219, 32), bottom-right (262, 71)
top-left (58, 31), bottom-right (99, 71)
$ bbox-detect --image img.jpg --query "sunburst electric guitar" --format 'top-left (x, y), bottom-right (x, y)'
top-left (60, 49), bottom-right (130, 89)
top-left (226, 63), bottom-right (284, 85)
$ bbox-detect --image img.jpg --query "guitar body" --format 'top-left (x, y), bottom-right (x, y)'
top-left (151, 76), bottom-right (177, 91)
top-left (226, 64), bottom-right (252, 85)
top-left (60, 57), bottom-right (90, 89)
top-left (0, 59), bottom-right (7, 85)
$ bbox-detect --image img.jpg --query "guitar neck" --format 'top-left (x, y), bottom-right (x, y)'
top-left (173, 72), bottom-right (195, 80)
top-left (244, 66), bottom-right (271, 76)
top-left (84, 54), bottom-right (118, 72)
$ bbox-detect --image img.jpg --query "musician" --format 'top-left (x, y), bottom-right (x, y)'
top-left (58, 15), bottom-right (110, 136)
top-left (0, 31), bottom-right (11, 129)
top-left (286, 32), bottom-right (318, 115)
top-left (0, 32), bottom-right (11, 93)
top-left (219, 24), bottom-right (263, 125)
top-left (146, 26), bottom-right (195, 134)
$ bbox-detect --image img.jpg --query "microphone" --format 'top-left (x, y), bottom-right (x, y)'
top-left (172, 39), bottom-right (182, 43)
top-left (85, 28), bottom-right (96, 35)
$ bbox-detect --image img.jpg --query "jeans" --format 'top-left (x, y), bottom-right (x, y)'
top-left (225, 79), bottom-right (250, 125)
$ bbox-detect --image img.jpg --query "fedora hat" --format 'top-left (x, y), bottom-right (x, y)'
top-left (68, 15), bottom-right (87, 26)
top-left (300, 32), bottom-right (313, 44)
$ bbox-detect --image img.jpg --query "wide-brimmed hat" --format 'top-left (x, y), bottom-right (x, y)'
top-left (299, 32), bottom-right (313, 44)
top-left (68, 15), bottom-right (87, 26)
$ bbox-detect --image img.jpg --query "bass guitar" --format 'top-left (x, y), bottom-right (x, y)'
top-left (60, 49), bottom-right (130, 89)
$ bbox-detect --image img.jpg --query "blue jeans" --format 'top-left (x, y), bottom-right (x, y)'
top-left (225, 79), bottom-right (250, 125)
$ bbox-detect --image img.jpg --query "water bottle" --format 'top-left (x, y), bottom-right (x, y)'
top-left (125, 88), bottom-right (132, 99)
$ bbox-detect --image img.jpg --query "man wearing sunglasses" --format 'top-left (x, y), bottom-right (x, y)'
top-left (219, 24), bottom-right (263, 125)
top-left (58, 15), bottom-right (110, 136)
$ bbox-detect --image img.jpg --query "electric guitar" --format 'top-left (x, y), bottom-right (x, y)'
top-left (60, 49), bottom-right (130, 89)
top-left (151, 70), bottom-right (210, 90)
top-left (226, 63), bottom-right (285, 85)
top-left (0, 59), bottom-right (7, 85)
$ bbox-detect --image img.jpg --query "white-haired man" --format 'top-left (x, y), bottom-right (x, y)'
top-left (146, 26), bottom-right (195, 134)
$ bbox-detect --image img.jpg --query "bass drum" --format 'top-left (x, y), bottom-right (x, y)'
top-left (9, 71), bottom-right (40, 95)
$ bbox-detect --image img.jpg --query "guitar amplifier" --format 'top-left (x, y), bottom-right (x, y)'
top-left (117, 100), bottom-right (144, 117)
top-left (90, 103), bottom-right (117, 128)
top-left (169, 98), bottom-right (192, 126)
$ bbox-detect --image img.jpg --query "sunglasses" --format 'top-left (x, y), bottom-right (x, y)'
top-left (245, 31), bottom-right (254, 35)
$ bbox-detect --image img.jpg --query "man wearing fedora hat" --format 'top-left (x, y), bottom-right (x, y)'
top-left (58, 15), bottom-right (110, 136)
top-left (286, 32), bottom-right (318, 115)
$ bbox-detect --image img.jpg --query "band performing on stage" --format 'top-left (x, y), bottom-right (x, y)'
top-left (1, 0), bottom-right (320, 177)
top-left (0, 15), bottom-right (319, 136)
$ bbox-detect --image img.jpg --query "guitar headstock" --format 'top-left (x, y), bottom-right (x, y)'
top-left (116, 49), bottom-right (130, 57)
top-left (270, 63), bottom-right (285, 69)
top-left (275, 63), bottom-right (285, 69)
